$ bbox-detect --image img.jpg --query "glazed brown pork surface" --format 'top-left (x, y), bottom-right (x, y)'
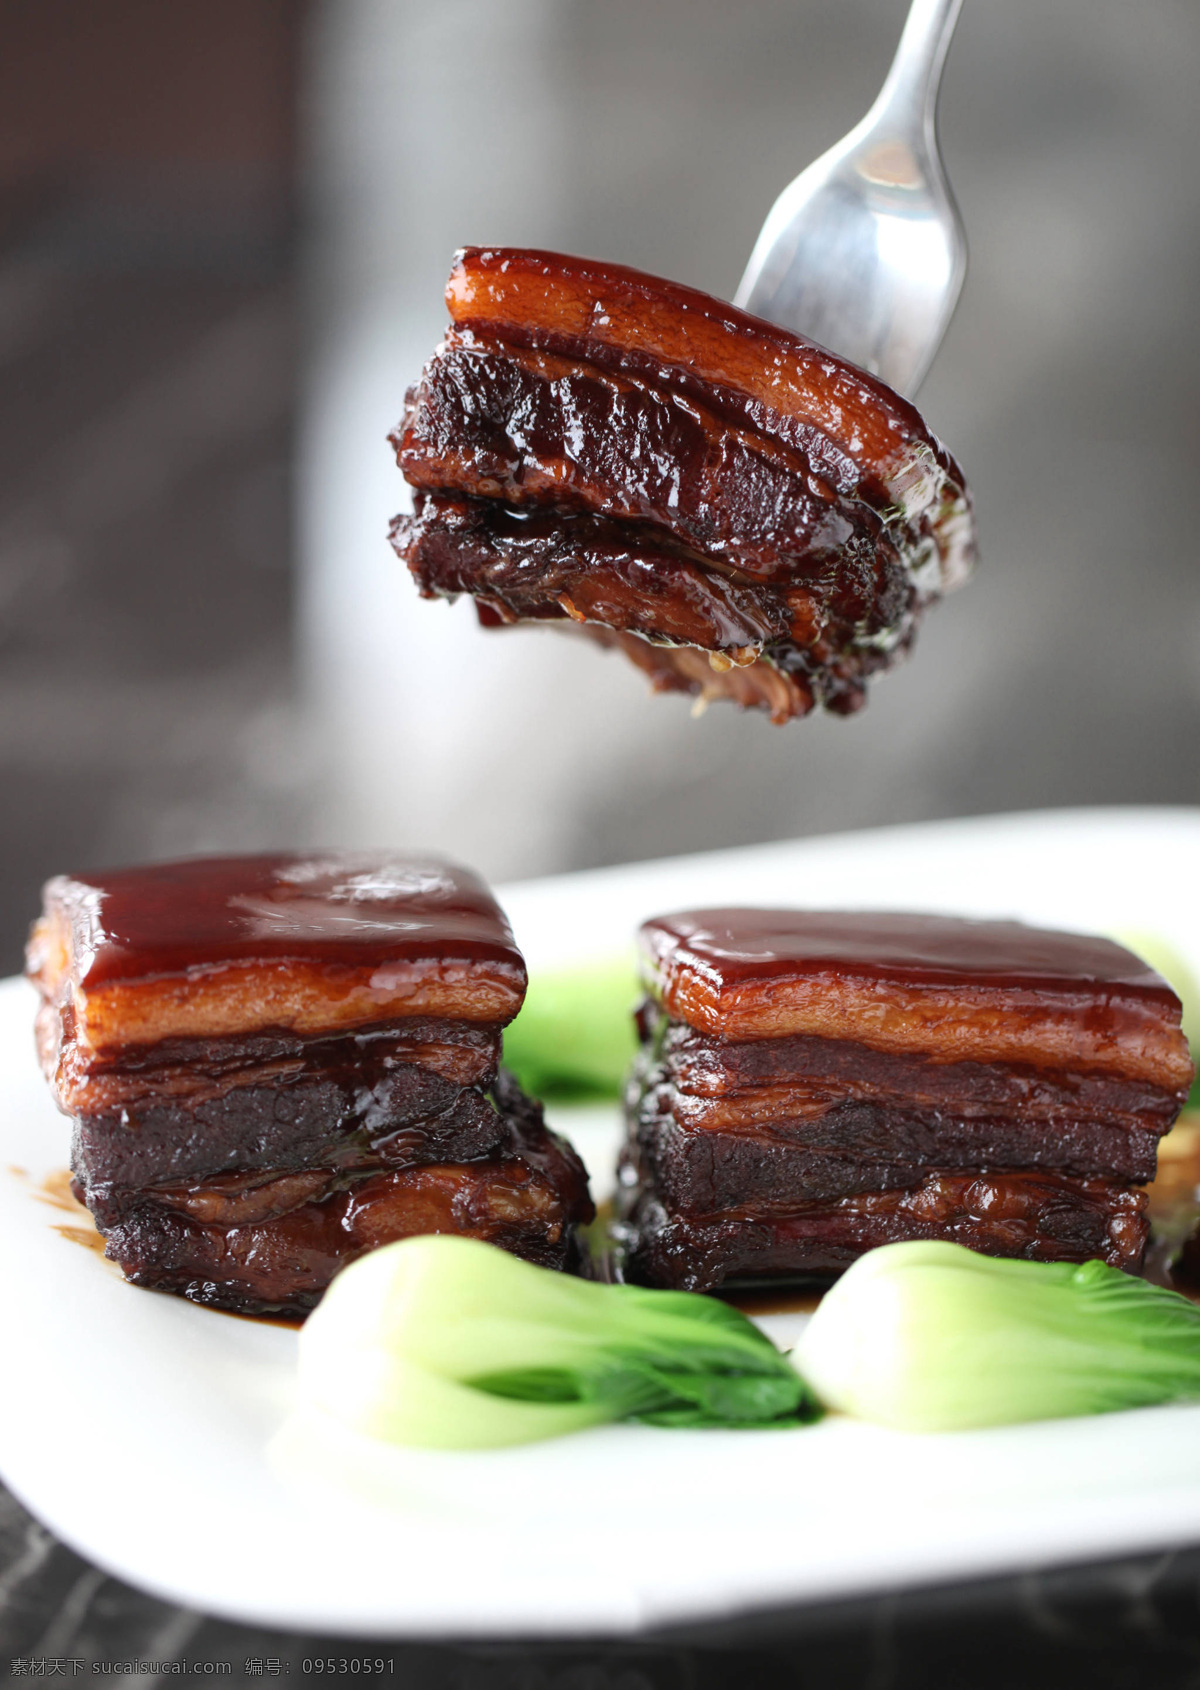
top-left (639, 910), bottom-right (1194, 1085)
top-left (389, 246), bottom-right (975, 721)
top-left (28, 853), bottom-right (527, 1052)
top-left (620, 1173), bottom-right (1150, 1293)
top-left (441, 249), bottom-right (973, 565)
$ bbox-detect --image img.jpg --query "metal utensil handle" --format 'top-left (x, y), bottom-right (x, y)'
top-left (871, 0), bottom-right (963, 136)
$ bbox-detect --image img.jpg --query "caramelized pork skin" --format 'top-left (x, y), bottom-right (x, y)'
top-left (390, 247), bottom-right (974, 721)
top-left (27, 852), bottom-right (527, 1052)
top-left (619, 1173), bottom-right (1149, 1293)
top-left (441, 248), bottom-right (973, 582)
top-left (639, 911), bottom-right (1194, 1087)
top-left (88, 1073), bottom-right (594, 1317)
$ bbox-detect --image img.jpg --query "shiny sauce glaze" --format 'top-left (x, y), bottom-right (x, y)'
top-left (42, 852), bottom-right (525, 989)
top-left (641, 909), bottom-right (1181, 997)
top-left (638, 910), bottom-right (1193, 1084)
top-left (443, 246), bottom-right (973, 558)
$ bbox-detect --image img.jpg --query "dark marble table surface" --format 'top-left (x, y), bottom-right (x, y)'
top-left (4, 1478), bottom-right (1200, 1688)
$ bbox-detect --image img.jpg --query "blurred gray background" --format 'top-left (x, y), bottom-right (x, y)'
top-left (2, 0), bottom-right (1198, 971)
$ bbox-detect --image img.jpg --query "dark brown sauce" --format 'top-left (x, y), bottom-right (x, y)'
top-left (10, 1164), bottom-right (109, 1257)
top-left (215, 1307), bottom-right (305, 1331)
top-left (50, 852), bottom-right (524, 986)
top-left (721, 1285), bottom-right (827, 1317)
top-left (642, 909), bottom-right (1177, 1000)
top-left (11, 1164), bottom-right (307, 1311)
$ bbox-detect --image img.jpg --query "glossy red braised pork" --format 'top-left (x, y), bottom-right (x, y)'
top-left (389, 247), bottom-right (975, 722)
top-left (28, 853), bottom-right (593, 1315)
top-left (617, 909), bottom-right (1191, 1290)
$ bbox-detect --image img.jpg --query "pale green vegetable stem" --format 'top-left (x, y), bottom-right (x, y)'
top-left (795, 1242), bottom-right (1200, 1433)
top-left (299, 1235), bottom-right (814, 1449)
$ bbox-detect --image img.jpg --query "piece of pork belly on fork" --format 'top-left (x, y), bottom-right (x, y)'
top-left (26, 852), bottom-right (593, 1316)
top-left (389, 246), bottom-right (976, 723)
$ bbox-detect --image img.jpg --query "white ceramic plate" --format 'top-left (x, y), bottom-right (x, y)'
top-left (3, 806), bottom-right (1200, 1639)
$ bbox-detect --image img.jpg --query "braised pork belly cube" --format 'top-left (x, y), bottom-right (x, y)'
top-left (616, 909), bottom-right (1192, 1289)
top-left (27, 853), bottom-right (592, 1315)
top-left (389, 247), bottom-right (975, 723)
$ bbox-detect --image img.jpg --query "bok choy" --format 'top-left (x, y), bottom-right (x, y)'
top-left (500, 953), bottom-right (640, 1100)
top-left (796, 1241), bottom-right (1200, 1432)
top-left (299, 1235), bottom-right (817, 1448)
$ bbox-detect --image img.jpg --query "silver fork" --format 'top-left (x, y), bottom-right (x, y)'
top-left (734, 0), bottom-right (966, 398)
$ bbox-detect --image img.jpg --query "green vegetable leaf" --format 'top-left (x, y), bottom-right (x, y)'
top-left (298, 1235), bottom-right (818, 1447)
top-left (501, 954), bottom-right (641, 1100)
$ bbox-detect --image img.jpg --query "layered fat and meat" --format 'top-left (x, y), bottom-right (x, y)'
top-left (617, 910), bottom-right (1193, 1290)
top-left (389, 247), bottom-right (975, 722)
top-left (27, 853), bottom-right (593, 1315)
